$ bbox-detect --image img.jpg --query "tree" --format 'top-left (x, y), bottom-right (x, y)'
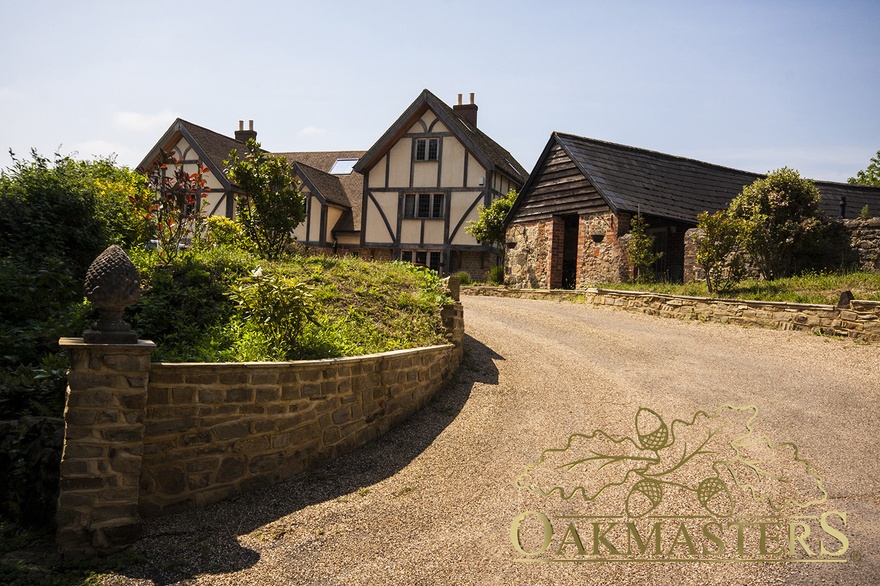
top-left (694, 210), bottom-right (745, 293)
top-left (466, 189), bottom-right (518, 261)
top-left (146, 150), bottom-right (210, 264)
top-left (728, 167), bottom-right (824, 280)
top-left (224, 139), bottom-right (305, 260)
top-left (848, 150), bottom-right (880, 187)
top-left (0, 151), bottom-right (151, 419)
top-left (1, 149), bottom-right (149, 277)
top-left (626, 214), bottom-right (663, 283)
top-left (87, 155), bottom-right (153, 249)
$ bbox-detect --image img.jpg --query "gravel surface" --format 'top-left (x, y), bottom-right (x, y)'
top-left (103, 295), bottom-right (879, 585)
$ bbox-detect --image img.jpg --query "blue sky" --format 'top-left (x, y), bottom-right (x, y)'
top-left (1, 0), bottom-right (877, 182)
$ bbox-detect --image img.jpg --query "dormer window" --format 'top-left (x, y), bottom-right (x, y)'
top-left (415, 138), bottom-right (439, 161)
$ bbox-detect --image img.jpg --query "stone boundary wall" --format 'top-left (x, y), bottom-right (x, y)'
top-left (684, 218), bottom-right (880, 283)
top-left (139, 342), bottom-right (461, 517)
top-left (55, 301), bottom-right (463, 559)
top-left (463, 286), bottom-right (880, 342)
top-left (844, 217), bottom-right (880, 272)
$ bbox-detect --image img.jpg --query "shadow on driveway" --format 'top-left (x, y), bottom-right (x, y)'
top-left (111, 334), bottom-right (503, 585)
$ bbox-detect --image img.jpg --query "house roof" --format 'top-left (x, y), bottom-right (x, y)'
top-left (510, 132), bottom-right (880, 225)
top-left (352, 89), bottom-right (528, 184)
top-left (279, 151), bottom-right (366, 229)
top-left (139, 120), bottom-right (367, 228)
top-left (137, 118), bottom-right (252, 189)
top-left (291, 162), bottom-right (351, 208)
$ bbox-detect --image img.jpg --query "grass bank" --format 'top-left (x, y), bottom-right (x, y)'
top-left (128, 249), bottom-right (451, 363)
top-left (595, 271), bottom-right (880, 305)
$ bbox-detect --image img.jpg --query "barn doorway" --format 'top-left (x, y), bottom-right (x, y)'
top-left (561, 214), bottom-right (579, 289)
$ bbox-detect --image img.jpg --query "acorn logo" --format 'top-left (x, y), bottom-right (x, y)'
top-left (516, 405), bottom-right (827, 518)
top-left (512, 405), bottom-right (849, 563)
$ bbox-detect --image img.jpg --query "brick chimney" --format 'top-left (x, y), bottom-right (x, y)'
top-left (235, 119), bottom-right (257, 143)
top-left (453, 93), bottom-right (478, 128)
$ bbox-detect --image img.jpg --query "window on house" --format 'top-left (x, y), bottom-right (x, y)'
top-left (428, 251), bottom-right (441, 272)
top-left (415, 138), bottom-right (439, 161)
top-left (432, 193), bottom-right (444, 218)
top-left (403, 193), bottom-right (444, 219)
top-left (329, 158), bottom-right (358, 175)
top-left (401, 250), bottom-right (442, 273)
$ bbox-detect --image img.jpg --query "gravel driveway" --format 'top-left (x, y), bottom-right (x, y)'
top-left (104, 295), bottom-right (880, 585)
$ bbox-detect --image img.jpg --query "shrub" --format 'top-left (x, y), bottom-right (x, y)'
top-left (453, 270), bottom-right (472, 286)
top-left (145, 150), bottom-right (210, 264)
top-left (0, 152), bottom-right (150, 419)
top-left (627, 215), bottom-right (663, 283)
top-left (694, 211), bottom-right (745, 293)
top-left (0, 151), bottom-right (108, 279)
top-left (466, 189), bottom-right (518, 252)
top-left (229, 270), bottom-right (316, 360)
top-left (487, 265), bottom-right (505, 285)
top-left (0, 417), bottom-right (64, 526)
top-left (848, 150), bottom-right (880, 187)
top-left (0, 256), bottom-right (90, 420)
top-left (89, 156), bottom-right (153, 249)
top-left (0, 354), bottom-right (70, 420)
top-left (860, 204), bottom-right (871, 219)
top-left (201, 215), bottom-right (253, 252)
top-left (224, 140), bottom-right (305, 260)
top-left (127, 248), bottom-right (255, 361)
top-left (728, 168), bottom-right (824, 280)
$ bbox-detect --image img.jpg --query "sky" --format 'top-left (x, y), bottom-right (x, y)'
top-left (0, 0), bottom-right (878, 182)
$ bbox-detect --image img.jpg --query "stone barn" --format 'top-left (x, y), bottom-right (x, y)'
top-left (504, 132), bottom-right (880, 289)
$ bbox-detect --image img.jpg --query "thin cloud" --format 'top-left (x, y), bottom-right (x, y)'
top-left (0, 87), bottom-right (26, 101)
top-left (689, 146), bottom-right (872, 182)
top-left (113, 110), bottom-right (179, 134)
top-left (298, 126), bottom-right (328, 137)
top-left (72, 140), bottom-right (139, 166)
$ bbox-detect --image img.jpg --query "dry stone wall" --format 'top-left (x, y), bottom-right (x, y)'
top-left (844, 217), bottom-right (880, 272)
top-left (463, 286), bottom-right (880, 342)
top-left (684, 219), bottom-right (880, 283)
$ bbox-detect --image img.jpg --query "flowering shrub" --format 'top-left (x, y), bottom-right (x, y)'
top-left (146, 150), bottom-right (210, 264)
top-left (728, 168), bottom-right (824, 280)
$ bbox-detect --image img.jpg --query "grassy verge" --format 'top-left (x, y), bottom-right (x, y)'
top-left (271, 256), bottom-right (452, 359)
top-left (594, 271), bottom-right (880, 305)
top-left (127, 249), bottom-right (452, 363)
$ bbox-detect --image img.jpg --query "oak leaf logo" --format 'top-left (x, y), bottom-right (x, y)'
top-left (516, 405), bottom-right (827, 517)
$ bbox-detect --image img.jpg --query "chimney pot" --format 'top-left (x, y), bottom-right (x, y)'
top-left (452, 92), bottom-right (478, 127)
top-left (235, 120), bottom-right (258, 143)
